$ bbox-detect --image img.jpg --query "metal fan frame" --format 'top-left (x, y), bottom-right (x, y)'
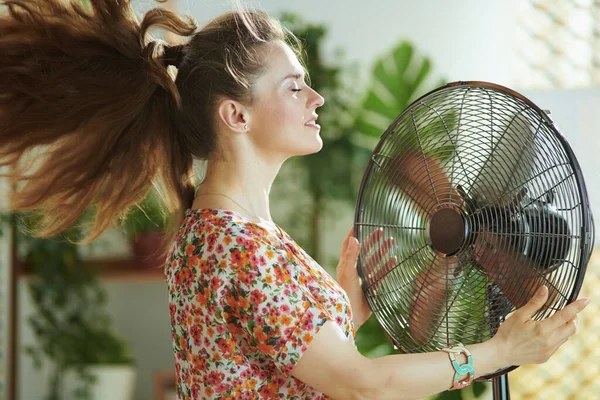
top-left (353, 80), bottom-right (595, 380)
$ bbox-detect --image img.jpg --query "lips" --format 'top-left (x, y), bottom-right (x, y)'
top-left (305, 115), bottom-right (319, 128)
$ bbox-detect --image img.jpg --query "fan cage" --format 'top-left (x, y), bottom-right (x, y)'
top-left (354, 81), bottom-right (595, 379)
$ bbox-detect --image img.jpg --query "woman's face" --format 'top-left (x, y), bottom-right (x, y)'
top-left (247, 40), bottom-right (325, 159)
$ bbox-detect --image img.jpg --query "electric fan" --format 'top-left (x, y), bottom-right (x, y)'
top-left (354, 81), bottom-right (595, 399)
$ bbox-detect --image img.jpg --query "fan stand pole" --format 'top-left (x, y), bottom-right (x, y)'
top-left (492, 374), bottom-right (510, 400)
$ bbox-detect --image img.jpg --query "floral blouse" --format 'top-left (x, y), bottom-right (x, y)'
top-left (165, 208), bottom-right (356, 400)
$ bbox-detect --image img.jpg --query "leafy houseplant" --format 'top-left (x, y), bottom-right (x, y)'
top-left (14, 212), bottom-right (135, 400)
top-left (120, 187), bottom-right (170, 269)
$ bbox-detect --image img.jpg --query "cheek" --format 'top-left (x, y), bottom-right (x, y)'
top-left (283, 101), bottom-right (305, 125)
top-left (266, 103), bottom-right (302, 129)
top-left (254, 94), bottom-right (304, 134)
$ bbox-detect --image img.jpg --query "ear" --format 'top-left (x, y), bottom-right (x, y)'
top-left (216, 98), bottom-right (250, 133)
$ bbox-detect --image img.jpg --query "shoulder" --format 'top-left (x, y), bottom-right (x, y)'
top-left (183, 208), bottom-right (267, 237)
top-left (179, 208), bottom-right (281, 254)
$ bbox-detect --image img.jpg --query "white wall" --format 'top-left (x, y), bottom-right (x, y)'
top-left (176, 0), bottom-right (517, 88)
top-left (524, 89), bottom-right (600, 229)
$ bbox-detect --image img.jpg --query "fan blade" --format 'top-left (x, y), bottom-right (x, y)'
top-left (469, 114), bottom-right (538, 207)
top-left (387, 151), bottom-right (462, 215)
top-left (472, 231), bottom-right (559, 309)
top-left (409, 255), bottom-right (459, 346)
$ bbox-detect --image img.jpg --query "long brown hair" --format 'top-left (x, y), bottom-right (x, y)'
top-left (0, 0), bottom-right (299, 246)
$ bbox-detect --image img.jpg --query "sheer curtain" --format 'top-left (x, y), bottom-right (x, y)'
top-left (509, 3), bottom-right (600, 399)
top-left (514, 0), bottom-right (600, 89)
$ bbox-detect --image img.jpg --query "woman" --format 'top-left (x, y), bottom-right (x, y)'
top-left (0, 1), bottom-right (589, 399)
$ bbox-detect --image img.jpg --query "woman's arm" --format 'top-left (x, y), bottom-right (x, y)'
top-left (291, 286), bottom-right (588, 400)
top-left (292, 320), bottom-right (500, 400)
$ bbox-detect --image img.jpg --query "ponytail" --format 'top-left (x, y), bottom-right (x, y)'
top-left (0, 0), bottom-right (197, 243)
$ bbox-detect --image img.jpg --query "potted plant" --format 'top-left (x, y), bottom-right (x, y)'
top-left (120, 187), bottom-right (170, 270)
top-left (15, 211), bottom-right (136, 400)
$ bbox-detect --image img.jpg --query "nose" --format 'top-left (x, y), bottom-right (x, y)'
top-left (309, 87), bottom-right (325, 108)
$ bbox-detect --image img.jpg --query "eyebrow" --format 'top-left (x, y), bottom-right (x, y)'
top-left (280, 73), bottom-right (305, 84)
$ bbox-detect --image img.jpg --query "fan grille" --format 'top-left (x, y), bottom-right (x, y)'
top-left (354, 82), bottom-right (595, 374)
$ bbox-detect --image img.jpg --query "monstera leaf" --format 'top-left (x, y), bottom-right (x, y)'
top-left (355, 41), bottom-right (441, 138)
top-left (354, 41), bottom-right (456, 165)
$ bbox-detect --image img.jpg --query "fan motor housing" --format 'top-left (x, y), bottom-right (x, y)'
top-left (427, 204), bottom-right (468, 256)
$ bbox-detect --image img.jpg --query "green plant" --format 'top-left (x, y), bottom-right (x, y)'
top-left (352, 40), bottom-right (453, 163)
top-left (354, 41), bottom-right (443, 138)
top-left (15, 211), bottom-right (135, 400)
top-left (120, 187), bottom-right (169, 238)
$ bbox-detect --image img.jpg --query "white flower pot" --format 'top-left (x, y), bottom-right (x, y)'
top-left (63, 364), bottom-right (136, 400)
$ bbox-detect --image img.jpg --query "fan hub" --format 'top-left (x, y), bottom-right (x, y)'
top-left (428, 205), bottom-right (467, 256)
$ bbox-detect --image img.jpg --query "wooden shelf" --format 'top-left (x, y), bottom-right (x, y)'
top-left (16, 257), bottom-right (166, 282)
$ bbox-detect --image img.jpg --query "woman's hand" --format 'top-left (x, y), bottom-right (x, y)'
top-left (491, 285), bottom-right (590, 368)
top-left (336, 227), bottom-right (395, 330)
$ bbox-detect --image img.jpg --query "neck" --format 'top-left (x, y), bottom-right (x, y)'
top-left (196, 156), bottom-right (282, 222)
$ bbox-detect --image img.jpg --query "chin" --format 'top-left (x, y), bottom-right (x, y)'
top-left (312, 136), bottom-right (324, 152)
top-left (298, 137), bottom-right (323, 156)
top-left (282, 130), bottom-right (323, 157)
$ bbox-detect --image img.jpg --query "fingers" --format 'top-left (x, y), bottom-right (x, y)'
top-left (370, 237), bottom-right (395, 282)
top-left (531, 300), bottom-right (588, 364)
top-left (339, 226), bottom-right (353, 258)
top-left (517, 285), bottom-right (550, 320)
top-left (370, 236), bottom-right (393, 269)
top-left (337, 227), bottom-right (356, 280)
top-left (543, 297), bottom-right (589, 331)
top-left (546, 318), bottom-right (578, 359)
top-left (360, 228), bottom-right (382, 276)
top-left (345, 231), bottom-right (360, 257)
top-left (340, 226), bottom-right (361, 260)
top-left (555, 317), bottom-right (578, 341)
top-left (350, 227), bottom-right (398, 284)
top-left (364, 228), bottom-right (383, 252)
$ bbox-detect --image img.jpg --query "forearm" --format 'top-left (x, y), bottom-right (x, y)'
top-left (364, 340), bottom-right (505, 400)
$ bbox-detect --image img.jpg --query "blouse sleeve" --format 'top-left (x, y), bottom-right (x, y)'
top-left (218, 227), bottom-right (333, 377)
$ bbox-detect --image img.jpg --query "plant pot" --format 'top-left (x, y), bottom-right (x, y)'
top-left (132, 231), bottom-right (169, 269)
top-left (63, 364), bottom-right (136, 400)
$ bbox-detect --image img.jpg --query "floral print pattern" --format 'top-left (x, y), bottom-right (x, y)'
top-left (165, 208), bottom-right (355, 399)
